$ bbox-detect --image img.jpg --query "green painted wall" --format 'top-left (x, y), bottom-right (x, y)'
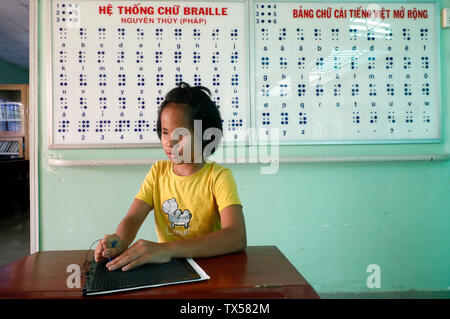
top-left (37, 0), bottom-right (449, 293)
top-left (0, 58), bottom-right (29, 84)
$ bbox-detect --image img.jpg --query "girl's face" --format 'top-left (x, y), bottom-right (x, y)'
top-left (160, 103), bottom-right (194, 163)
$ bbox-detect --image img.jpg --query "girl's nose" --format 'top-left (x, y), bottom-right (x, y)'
top-left (169, 139), bottom-right (178, 147)
top-left (163, 138), bottom-right (173, 150)
top-left (171, 135), bottom-right (183, 147)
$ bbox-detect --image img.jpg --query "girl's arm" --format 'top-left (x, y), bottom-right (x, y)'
top-left (115, 198), bottom-right (153, 248)
top-left (106, 204), bottom-right (246, 271)
top-left (168, 204), bottom-right (246, 258)
top-left (94, 198), bottom-right (152, 262)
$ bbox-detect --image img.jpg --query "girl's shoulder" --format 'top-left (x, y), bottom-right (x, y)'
top-left (150, 159), bottom-right (171, 174)
top-left (207, 161), bottom-right (234, 179)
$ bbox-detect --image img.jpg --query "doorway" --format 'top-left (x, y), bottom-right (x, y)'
top-left (0, 0), bottom-right (35, 266)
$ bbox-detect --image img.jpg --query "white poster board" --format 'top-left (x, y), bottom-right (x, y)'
top-left (48, 1), bottom-right (440, 148)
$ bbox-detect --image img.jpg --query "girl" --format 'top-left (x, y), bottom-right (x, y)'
top-left (95, 82), bottom-right (246, 271)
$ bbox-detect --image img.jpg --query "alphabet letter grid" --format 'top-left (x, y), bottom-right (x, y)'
top-left (253, 2), bottom-right (439, 144)
top-left (51, 0), bottom-right (249, 147)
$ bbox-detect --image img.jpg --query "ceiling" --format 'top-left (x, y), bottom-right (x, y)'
top-left (0, 0), bottom-right (29, 69)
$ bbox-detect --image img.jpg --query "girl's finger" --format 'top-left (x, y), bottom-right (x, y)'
top-left (95, 240), bottom-right (107, 262)
top-left (108, 250), bottom-right (140, 271)
top-left (103, 236), bottom-right (115, 249)
top-left (122, 257), bottom-right (145, 271)
top-left (106, 251), bottom-right (126, 267)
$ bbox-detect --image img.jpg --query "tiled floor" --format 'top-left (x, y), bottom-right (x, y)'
top-left (0, 212), bottom-right (30, 268)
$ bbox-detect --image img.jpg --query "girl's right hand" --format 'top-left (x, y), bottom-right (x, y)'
top-left (94, 234), bottom-right (125, 262)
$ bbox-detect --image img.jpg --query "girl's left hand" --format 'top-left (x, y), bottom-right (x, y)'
top-left (106, 239), bottom-right (172, 271)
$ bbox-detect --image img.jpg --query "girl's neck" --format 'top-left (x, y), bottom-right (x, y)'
top-left (172, 161), bottom-right (205, 176)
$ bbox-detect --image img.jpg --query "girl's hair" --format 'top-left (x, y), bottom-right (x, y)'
top-left (156, 82), bottom-right (223, 155)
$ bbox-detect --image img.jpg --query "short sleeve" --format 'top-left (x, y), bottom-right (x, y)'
top-left (214, 167), bottom-right (242, 213)
top-left (135, 162), bottom-right (158, 207)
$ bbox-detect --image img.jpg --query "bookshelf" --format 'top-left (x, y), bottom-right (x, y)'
top-left (0, 84), bottom-right (29, 160)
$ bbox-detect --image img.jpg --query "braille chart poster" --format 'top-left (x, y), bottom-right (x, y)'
top-left (50, 0), bottom-right (249, 147)
top-left (253, 2), bottom-right (440, 144)
top-left (49, 1), bottom-right (440, 148)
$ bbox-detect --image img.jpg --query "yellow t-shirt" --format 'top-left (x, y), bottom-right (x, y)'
top-left (135, 160), bottom-right (242, 242)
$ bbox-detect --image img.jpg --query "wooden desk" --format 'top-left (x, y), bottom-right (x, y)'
top-left (0, 246), bottom-right (319, 299)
